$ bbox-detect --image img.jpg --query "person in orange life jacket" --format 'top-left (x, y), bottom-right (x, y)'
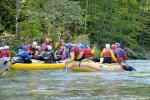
top-left (115, 42), bottom-right (127, 63)
top-left (84, 45), bottom-right (95, 60)
top-left (43, 38), bottom-right (53, 51)
top-left (111, 44), bottom-right (117, 63)
top-left (12, 46), bottom-right (32, 64)
top-left (101, 44), bottom-right (117, 63)
top-left (66, 45), bottom-right (85, 64)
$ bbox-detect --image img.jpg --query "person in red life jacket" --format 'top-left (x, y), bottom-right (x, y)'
top-left (101, 44), bottom-right (117, 63)
top-left (66, 45), bottom-right (85, 64)
top-left (84, 45), bottom-right (96, 60)
top-left (1, 46), bottom-right (11, 61)
top-left (115, 42), bottom-right (127, 63)
top-left (79, 44), bottom-right (86, 54)
top-left (0, 47), bottom-right (3, 58)
top-left (111, 44), bottom-right (117, 63)
top-left (26, 43), bottom-right (34, 55)
top-left (43, 38), bottom-right (53, 51)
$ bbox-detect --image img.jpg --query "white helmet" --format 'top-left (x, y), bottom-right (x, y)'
top-left (33, 42), bottom-right (37, 46)
top-left (4, 46), bottom-right (7, 49)
top-left (47, 45), bottom-right (52, 50)
top-left (4, 45), bottom-right (9, 49)
top-left (6, 46), bottom-right (9, 49)
top-left (105, 44), bottom-right (110, 49)
top-left (0, 47), bottom-right (2, 50)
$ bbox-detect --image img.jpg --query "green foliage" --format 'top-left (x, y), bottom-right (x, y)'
top-left (0, 0), bottom-right (149, 59)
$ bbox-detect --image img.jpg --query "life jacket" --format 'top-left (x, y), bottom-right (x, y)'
top-left (54, 50), bottom-right (62, 60)
top-left (101, 48), bottom-right (117, 62)
top-left (115, 48), bottom-right (127, 63)
top-left (26, 45), bottom-right (36, 55)
top-left (67, 46), bottom-right (85, 63)
top-left (1, 50), bottom-right (8, 57)
top-left (0, 51), bottom-right (2, 58)
top-left (84, 48), bottom-right (93, 59)
top-left (103, 49), bottom-right (111, 58)
top-left (81, 48), bottom-right (86, 54)
top-left (43, 51), bottom-right (53, 60)
top-left (43, 43), bottom-right (53, 51)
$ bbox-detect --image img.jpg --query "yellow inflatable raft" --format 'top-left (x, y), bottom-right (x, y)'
top-left (67, 59), bottom-right (125, 72)
top-left (10, 59), bottom-right (65, 70)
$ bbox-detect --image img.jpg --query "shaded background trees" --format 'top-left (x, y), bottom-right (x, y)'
top-left (0, 0), bottom-right (149, 54)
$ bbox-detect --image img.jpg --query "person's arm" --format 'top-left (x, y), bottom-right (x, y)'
top-left (100, 49), bottom-right (105, 57)
top-left (110, 50), bottom-right (117, 62)
top-left (67, 52), bottom-right (75, 63)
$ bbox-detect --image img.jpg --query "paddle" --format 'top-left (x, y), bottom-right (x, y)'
top-left (118, 60), bottom-right (136, 71)
top-left (122, 61), bottom-right (136, 71)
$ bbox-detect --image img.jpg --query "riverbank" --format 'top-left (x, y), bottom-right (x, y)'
top-left (0, 35), bottom-right (150, 59)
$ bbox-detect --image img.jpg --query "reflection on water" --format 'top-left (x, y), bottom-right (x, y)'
top-left (0, 60), bottom-right (150, 100)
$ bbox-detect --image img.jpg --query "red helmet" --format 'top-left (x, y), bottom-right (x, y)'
top-left (59, 39), bottom-right (64, 43)
top-left (111, 44), bottom-right (117, 49)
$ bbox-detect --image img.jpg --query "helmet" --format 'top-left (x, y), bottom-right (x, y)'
top-left (59, 39), bottom-right (64, 43)
top-left (45, 38), bottom-right (50, 43)
top-left (22, 46), bottom-right (27, 51)
top-left (1, 47), bottom-right (4, 50)
top-left (47, 45), bottom-right (52, 50)
top-left (18, 49), bottom-right (22, 53)
top-left (4, 46), bottom-right (9, 49)
top-left (115, 42), bottom-right (120, 47)
top-left (33, 42), bottom-right (37, 46)
top-left (105, 44), bottom-right (110, 49)
top-left (79, 44), bottom-right (85, 49)
top-left (0, 47), bottom-right (2, 50)
top-left (71, 46), bottom-right (79, 53)
top-left (111, 44), bottom-right (116, 49)
top-left (85, 45), bottom-right (90, 49)
top-left (66, 43), bottom-right (72, 49)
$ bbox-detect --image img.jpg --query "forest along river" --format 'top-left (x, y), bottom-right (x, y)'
top-left (0, 60), bottom-right (150, 100)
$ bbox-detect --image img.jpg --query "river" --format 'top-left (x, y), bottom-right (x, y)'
top-left (0, 60), bottom-right (150, 100)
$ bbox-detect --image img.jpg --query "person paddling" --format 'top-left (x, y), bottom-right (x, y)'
top-left (115, 42), bottom-right (127, 63)
top-left (66, 45), bottom-right (85, 64)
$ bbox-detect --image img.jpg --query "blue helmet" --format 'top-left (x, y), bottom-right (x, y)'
top-left (80, 44), bottom-right (85, 49)
top-left (18, 49), bottom-right (22, 53)
top-left (22, 46), bottom-right (27, 51)
top-left (115, 42), bottom-right (120, 47)
top-left (66, 43), bottom-right (72, 49)
top-left (85, 45), bottom-right (90, 49)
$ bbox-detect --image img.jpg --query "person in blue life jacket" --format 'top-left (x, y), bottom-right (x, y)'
top-left (12, 46), bottom-right (32, 64)
top-left (41, 45), bottom-right (55, 63)
top-left (115, 42), bottom-right (127, 63)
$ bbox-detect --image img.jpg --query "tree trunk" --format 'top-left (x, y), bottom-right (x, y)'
top-left (15, 0), bottom-right (20, 38)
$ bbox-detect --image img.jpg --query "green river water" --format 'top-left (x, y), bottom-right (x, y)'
top-left (0, 60), bottom-right (150, 100)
